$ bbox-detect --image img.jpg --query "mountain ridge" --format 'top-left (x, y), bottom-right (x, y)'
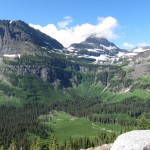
top-left (0, 20), bottom-right (63, 56)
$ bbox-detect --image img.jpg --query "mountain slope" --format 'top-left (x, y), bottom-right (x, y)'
top-left (66, 36), bottom-right (125, 64)
top-left (0, 20), bottom-right (63, 56)
top-left (0, 20), bottom-right (149, 104)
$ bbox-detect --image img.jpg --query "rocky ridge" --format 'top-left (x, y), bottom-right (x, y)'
top-left (0, 20), bottom-right (63, 57)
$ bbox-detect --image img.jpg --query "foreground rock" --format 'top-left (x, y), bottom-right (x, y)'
top-left (85, 144), bottom-right (113, 150)
top-left (111, 130), bottom-right (150, 150)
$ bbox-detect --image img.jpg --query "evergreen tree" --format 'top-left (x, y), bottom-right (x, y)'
top-left (64, 141), bottom-right (71, 150)
top-left (49, 136), bottom-right (59, 150)
top-left (138, 114), bottom-right (150, 130)
top-left (30, 139), bottom-right (43, 150)
top-left (9, 140), bottom-right (16, 150)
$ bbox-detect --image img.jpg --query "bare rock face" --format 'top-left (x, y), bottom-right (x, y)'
top-left (111, 130), bottom-right (150, 150)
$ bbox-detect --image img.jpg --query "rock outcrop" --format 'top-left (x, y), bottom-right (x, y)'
top-left (111, 130), bottom-right (150, 150)
top-left (85, 144), bottom-right (113, 150)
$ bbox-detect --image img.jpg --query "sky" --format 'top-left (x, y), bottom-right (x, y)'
top-left (0, 0), bottom-right (150, 49)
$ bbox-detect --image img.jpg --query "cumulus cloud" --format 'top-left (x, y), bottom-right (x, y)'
top-left (29, 16), bottom-right (119, 47)
top-left (58, 16), bottom-right (73, 29)
top-left (123, 42), bottom-right (135, 49)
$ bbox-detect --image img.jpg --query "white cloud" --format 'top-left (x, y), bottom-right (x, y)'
top-left (29, 16), bottom-right (119, 47)
top-left (58, 16), bottom-right (73, 29)
top-left (123, 42), bottom-right (135, 49)
top-left (138, 42), bottom-right (150, 46)
top-left (123, 42), bottom-right (150, 49)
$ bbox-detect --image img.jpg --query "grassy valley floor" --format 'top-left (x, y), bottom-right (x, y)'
top-left (39, 111), bottom-right (123, 142)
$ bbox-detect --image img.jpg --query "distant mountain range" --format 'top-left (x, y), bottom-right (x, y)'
top-left (0, 19), bottom-right (150, 65)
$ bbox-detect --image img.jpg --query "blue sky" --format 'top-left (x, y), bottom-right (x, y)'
top-left (0, 0), bottom-right (150, 48)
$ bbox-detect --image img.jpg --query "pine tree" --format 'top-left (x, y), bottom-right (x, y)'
top-left (109, 132), bottom-right (116, 143)
top-left (30, 139), bottom-right (43, 150)
top-left (49, 136), bottom-right (59, 150)
top-left (9, 140), bottom-right (16, 150)
top-left (138, 114), bottom-right (150, 130)
top-left (64, 141), bottom-right (71, 150)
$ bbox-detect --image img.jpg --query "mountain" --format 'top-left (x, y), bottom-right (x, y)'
top-left (0, 20), bottom-right (63, 57)
top-left (66, 36), bottom-right (125, 64)
top-left (70, 36), bottom-right (118, 50)
top-left (123, 46), bottom-right (150, 58)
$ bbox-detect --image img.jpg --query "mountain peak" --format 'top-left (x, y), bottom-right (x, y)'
top-left (85, 36), bottom-right (117, 48)
top-left (66, 36), bottom-right (124, 64)
top-left (86, 36), bottom-right (109, 42)
top-left (0, 20), bottom-right (63, 56)
top-left (69, 36), bottom-right (118, 50)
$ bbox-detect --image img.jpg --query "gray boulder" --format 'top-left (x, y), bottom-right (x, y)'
top-left (111, 130), bottom-right (150, 150)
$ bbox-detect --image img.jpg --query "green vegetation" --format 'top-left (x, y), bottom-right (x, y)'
top-left (39, 111), bottom-right (121, 142)
top-left (131, 77), bottom-right (150, 90)
top-left (138, 114), bottom-right (150, 130)
top-left (109, 89), bottom-right (150, 102)
top-left (69, 73), bottom-right (104, 99)
top-left (123, 66), bottom-right (135, 73)
top-left (0, 53), bottom-right (150, 149)
top-left (0, 103), bottom-right (51, 149)
top-left (0, 94), bottom-right (22, 106)
top-left (0, 74), bottom-right (71, 104)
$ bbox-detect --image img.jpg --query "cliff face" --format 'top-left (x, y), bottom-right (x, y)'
top-left (0, 20), bottom-right (63, 56)
top-left (2, 54), bottom-right (100, 88)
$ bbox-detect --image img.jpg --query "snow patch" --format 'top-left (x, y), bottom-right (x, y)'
top-left (67, 47), bottom-right (75, 52)
top-left (117, 52), bottom-right (125, 57)
top-left (124, 53), bottom-right (138, 56)
top-left (132, 47), bottom-right (149, 53)
top-left (100, 44), bottom-right (117, 50)
top-left (42, 47), bottom-right (47, 49)
top-left (87, 49), bottom-right (104, 52)
top-left (3, 54), bottom-right (21, 59)
top-left (89, 55), bottom-right (109, 61)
